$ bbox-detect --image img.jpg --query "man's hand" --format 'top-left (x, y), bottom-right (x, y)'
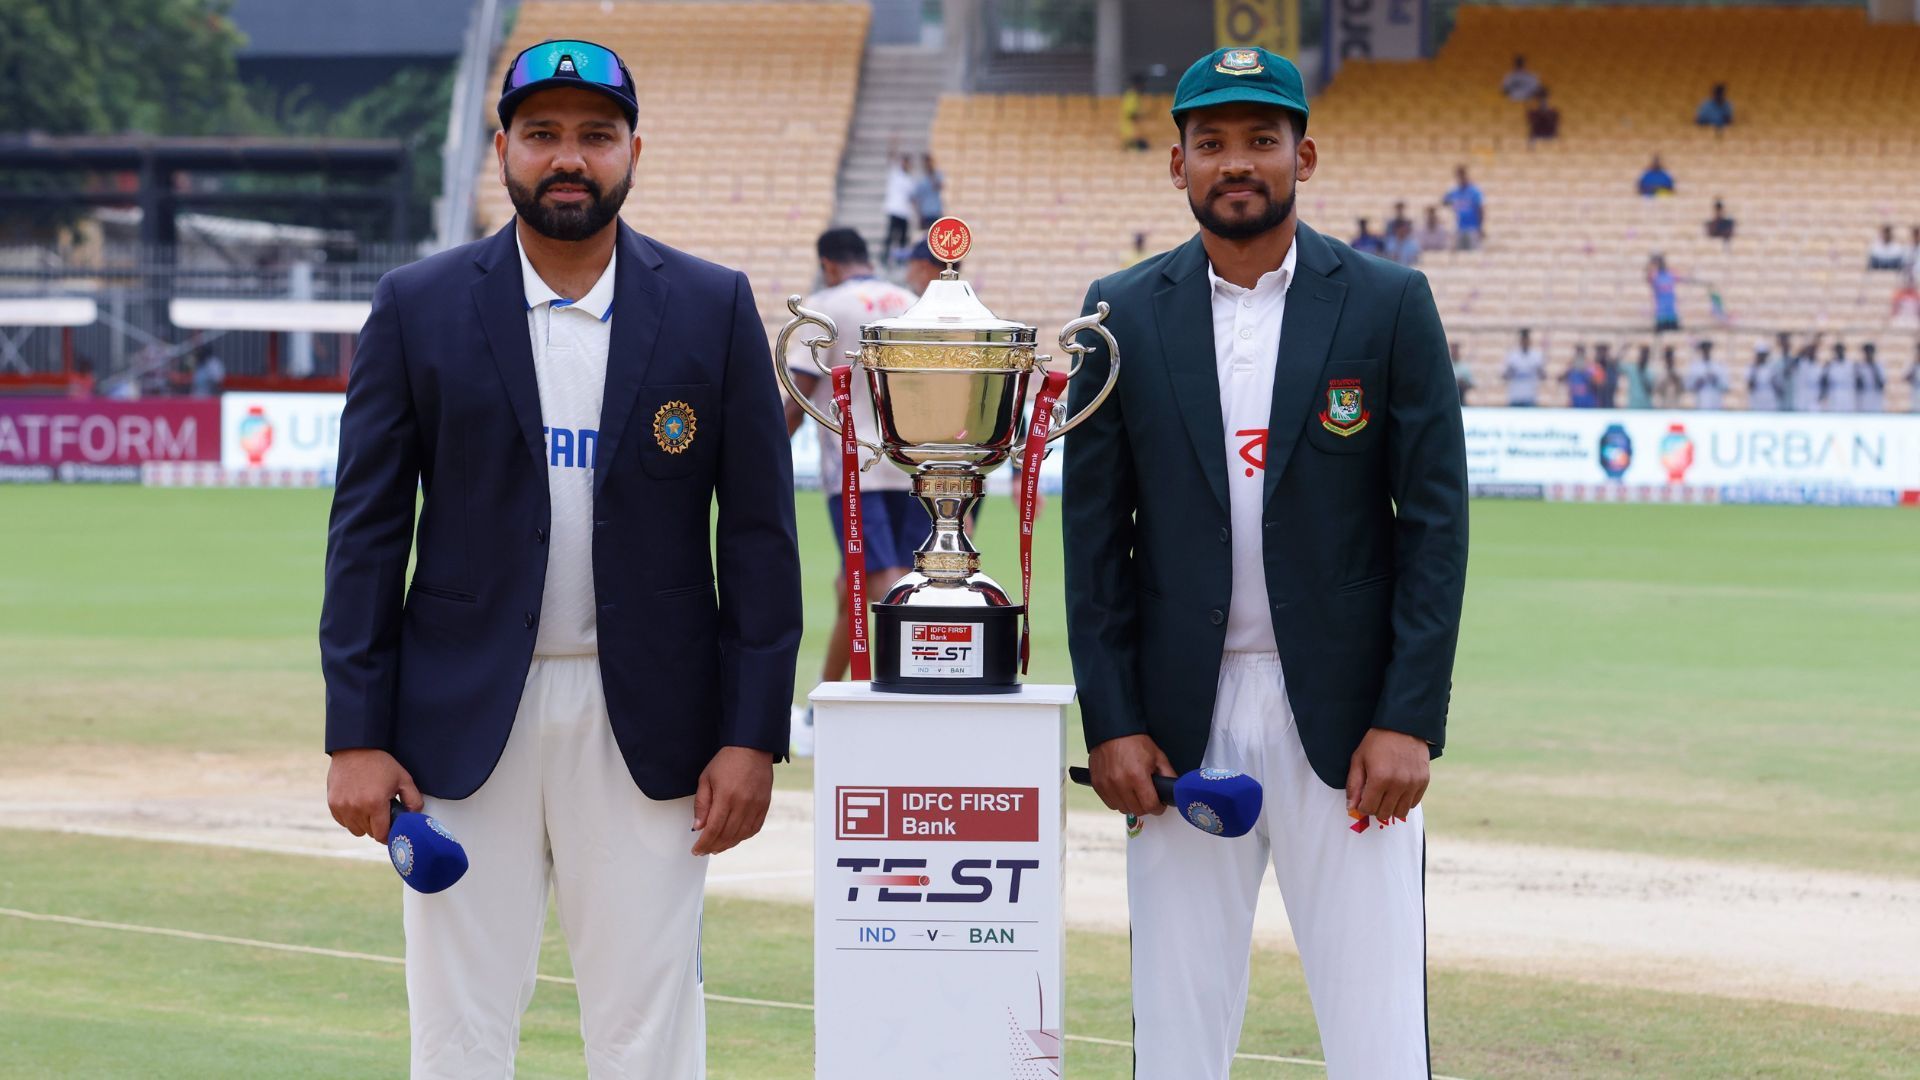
top-left (1346, 729), bottom-right (1431, 824)
top-left (1087, 734), bottom-right (1174, 818)
top-left (692, 746), bottom-right (775, 856)
top-left (327, 748), bottom-right (422, 844)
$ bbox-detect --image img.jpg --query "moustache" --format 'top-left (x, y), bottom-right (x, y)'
top-left (536, 173), bottom-right (603, 201)
top-left (1208, 178), bottom-right (1270, 201)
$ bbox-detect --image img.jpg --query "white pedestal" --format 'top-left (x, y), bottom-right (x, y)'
top-left (812, 681), bottom-right (1075, 1080)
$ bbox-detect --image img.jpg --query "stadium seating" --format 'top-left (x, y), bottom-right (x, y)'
top-left (927, 6), bottom-right (1920, 409)
top-left (477, 1), bottom-right (868, 338)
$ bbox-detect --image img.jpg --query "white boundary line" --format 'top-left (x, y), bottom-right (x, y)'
top-left (0, 905), bottom-right (1473, 1077)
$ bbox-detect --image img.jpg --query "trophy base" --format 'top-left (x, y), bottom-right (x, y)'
top-left (870, 602), bottom-right (1023, 694)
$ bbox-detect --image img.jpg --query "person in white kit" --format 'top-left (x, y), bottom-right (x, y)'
top-left (1822, 340), bottom-right (1860, 412)
top-left (320, 39), bottom-right (802, 1077)
top-left (1685, 339), bottom-right (1728, 410)
top-left (781, 227), bottom-right (920, 755)
top-left (1063, 48), bottom-right (1468, 1080)
top-left (1502, 326), bottom-right (1545, 406)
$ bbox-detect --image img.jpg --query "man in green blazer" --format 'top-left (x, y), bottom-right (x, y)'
top-left (1063, 47), bottom-right (1468, 1080)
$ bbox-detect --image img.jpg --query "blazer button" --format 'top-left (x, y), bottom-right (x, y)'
top-left (1208, 609), bottom-right (1225, 626)
top-left (534, 527), bottom-right (547, 544)
top-left (1218, 526), bottom-right (1229, 543)
top-left (523, 612), bottom-right (535, 629)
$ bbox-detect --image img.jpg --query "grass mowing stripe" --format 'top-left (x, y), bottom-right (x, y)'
top-left (0, 905), bottom-right (1467, 1077)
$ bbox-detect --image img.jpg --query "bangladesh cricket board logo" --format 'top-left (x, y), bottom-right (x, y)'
top-left (1319, 378), bottom-right (1368, 436)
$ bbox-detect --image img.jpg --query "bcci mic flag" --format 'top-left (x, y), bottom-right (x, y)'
top-left (388, 800), bottom-right (469, 894)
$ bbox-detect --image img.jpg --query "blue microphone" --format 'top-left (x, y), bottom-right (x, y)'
top-left (1068, 766), bottom-right (1263, 838)
top-left (387, 799), bottom-right (469, 893)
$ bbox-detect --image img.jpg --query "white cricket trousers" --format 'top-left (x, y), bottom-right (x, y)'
top-left (404, 655), bottom-right (708, 1079)
top-left (1127, 652), bottom-right (1429, 1079)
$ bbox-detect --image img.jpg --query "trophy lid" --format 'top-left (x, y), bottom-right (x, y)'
top-left (861, 218), bottom-right (1036, 347)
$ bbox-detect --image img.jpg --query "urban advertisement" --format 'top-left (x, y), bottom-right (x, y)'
top-left (1461, 407), bottom-right (1920, 507)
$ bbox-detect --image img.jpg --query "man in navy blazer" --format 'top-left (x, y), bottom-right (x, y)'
top-left (320, 38), bottom-right (802, 1076)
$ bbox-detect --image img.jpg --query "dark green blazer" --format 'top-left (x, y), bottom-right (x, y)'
top-left (1062, 223), bottom-right (1468, 789)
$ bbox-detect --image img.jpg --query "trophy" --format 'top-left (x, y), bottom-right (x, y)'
top-left (776, 218), bottom-right (1120, 693)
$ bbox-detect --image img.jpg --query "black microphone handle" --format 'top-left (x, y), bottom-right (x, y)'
top-left (1067, 766), bottom-right (1175, 807)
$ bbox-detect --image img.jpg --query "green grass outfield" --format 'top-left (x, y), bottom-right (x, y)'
top-left (3, 830), bottom-right (1917, 1079)
top-left (2, 487), bottom-right (1916, 873)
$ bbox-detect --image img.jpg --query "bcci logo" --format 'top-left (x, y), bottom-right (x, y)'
top-left (653, 400), bottom-right (697, 454)
top-left (1319, 378), bottom-right (1369, 436)
top-left (1185, 801), bottom-right (1225, 835)
top-left (389, 834), bottom-right (415, 878)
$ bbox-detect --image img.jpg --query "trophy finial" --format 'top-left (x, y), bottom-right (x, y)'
top-left (926, 216), bottom-right (972, 279)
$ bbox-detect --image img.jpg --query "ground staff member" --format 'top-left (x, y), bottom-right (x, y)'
top-left (1063, 47), bottom-right (1468, 1080)
top-left (319, 39), bottom-right (802, 1077)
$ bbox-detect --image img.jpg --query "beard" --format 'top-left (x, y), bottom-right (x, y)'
top-left (507, 167), bottom-right (632, 242)
top-left (1188, 176), bottom-right (1294, 241)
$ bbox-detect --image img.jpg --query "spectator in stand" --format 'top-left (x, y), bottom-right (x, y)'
top-left (1503, 327), bottom-right (1545, 406)
top-left (1686, 339), bottom-right (1728, 410)
top-left (1386, 200), bottom-right (1412, 237)
top-left (1128, 231), bottom-right (1151, 266)
top-left (1653, 347), bottom-right (1685, 407)
top-left (1637, 155), bottom-right (1675, 198)
top-left (1695, 83), bottom-right (1734, 131)
top-left (67, 357), bottom-right (96, 400)
top-left (1120, 73), bottom-right (1149, 151)
top-left (1821, 341), bottom-right (1859, 412)
top-left (1746, 339), bottom-right (1784, 412)
top-left (1451, 342), bottom-right (1475, 405)
top-left (1788, 334), bottom-right (1824, 412)
top-left (1624, 346), bottom-right (1654, 409)
top-left (1444, 166), bottom-right (1486, 249)
top-left (1892, 272), bottom-right (1920, 328)
top-left (1351, 218), bottom-right (1386, 256)
top-left (1501, 54), bottom-right (1542, 102)
top-left (1648, 254), bottom-right (1683, 333)
top-left (1868, 225), bottom-right (1908, 270)
top-left (190, 348), bottom-right (226, 397)
top-left (912, 153), bottom-right (944, 230)
top-left (1592, 342), bottom-right (1621, 408)
top-left (881, 151), bottom-right (916, 267)
top-left (1526, 88), bottom-right (1560, 145)
top-left (1561, 344), bottom-right (1596, 407)
top-left (1859, 342), bottom-right (1888, 412)
top-left (1415, 205), bottom-right (1450, 253)
top-left (1706, 198), bottom-right (1736, 243)
top-left (1908, 225), bottom-right (1920, 272)
top-left (1906, 343), bottom-right (1920, 413)
top-left (1384, 219), bottom-right (1421, 266)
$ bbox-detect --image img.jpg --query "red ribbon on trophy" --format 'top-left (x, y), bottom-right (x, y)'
top-left (832, 365), bottom-right (871, 681)
top-left (1018, 370), bottom-right (1069, 674)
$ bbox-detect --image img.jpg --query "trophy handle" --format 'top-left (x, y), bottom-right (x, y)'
top-left (774, 295), bottom-right (885, 459)
top-left (1013, 302), bottom-right (1119, 468)
top-left (1046, 301), bottom-right (1121, 440)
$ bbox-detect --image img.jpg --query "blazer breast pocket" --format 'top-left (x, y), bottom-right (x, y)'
top-left (636, 383), bottom-right (715, 479)
top-left (1302, 358), bottom-right (1383, 456)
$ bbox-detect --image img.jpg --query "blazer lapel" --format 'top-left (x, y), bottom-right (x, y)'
top-left (1152, 235), bottom-right (1230, 516)
top-left (592, 223), bottom-right (668, 497)
top-left (1262, 223), bottom-right (1348, 505)
top-left (471, 222), bottom-right (546, 471)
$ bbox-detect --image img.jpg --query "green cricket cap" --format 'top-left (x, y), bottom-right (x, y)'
top-left (1170, 47), bottom-right (1309, 130)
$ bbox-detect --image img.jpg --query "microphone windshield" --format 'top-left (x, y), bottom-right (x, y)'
top-left (1172, 769), bottom-right (1263, 838)
top-left (388, 805), bottom-right (469, 894)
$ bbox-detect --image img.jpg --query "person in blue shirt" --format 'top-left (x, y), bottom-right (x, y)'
top-left (1351, 217), bottom-right (1386, 255)
top-left (1647, 254), bottom-right (1683, 333)
top-left (1695, 84), bottom-right (1734, 131)
top-left (1561, 344), bottom-right (1597, 407)
top-left (1443, 165), bottom-right (1486, 249)
top-left (1637, 155), bottom-right (1675, 197)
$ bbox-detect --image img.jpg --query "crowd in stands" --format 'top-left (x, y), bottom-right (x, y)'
top-left (1461, 327), bottom-right (1920, 413)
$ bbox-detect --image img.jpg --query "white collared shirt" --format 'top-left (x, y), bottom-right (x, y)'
top-left (518, 228), bottom-right (616, 655)
top-left (1208, 241), bottom-right (1296, 654)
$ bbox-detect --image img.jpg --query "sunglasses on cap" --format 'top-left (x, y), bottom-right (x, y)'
top-left (506, 40), bottom-right (630, 91)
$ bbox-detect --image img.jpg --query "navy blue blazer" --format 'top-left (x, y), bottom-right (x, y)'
top-left (320, 221), bottom-right (803, 801)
